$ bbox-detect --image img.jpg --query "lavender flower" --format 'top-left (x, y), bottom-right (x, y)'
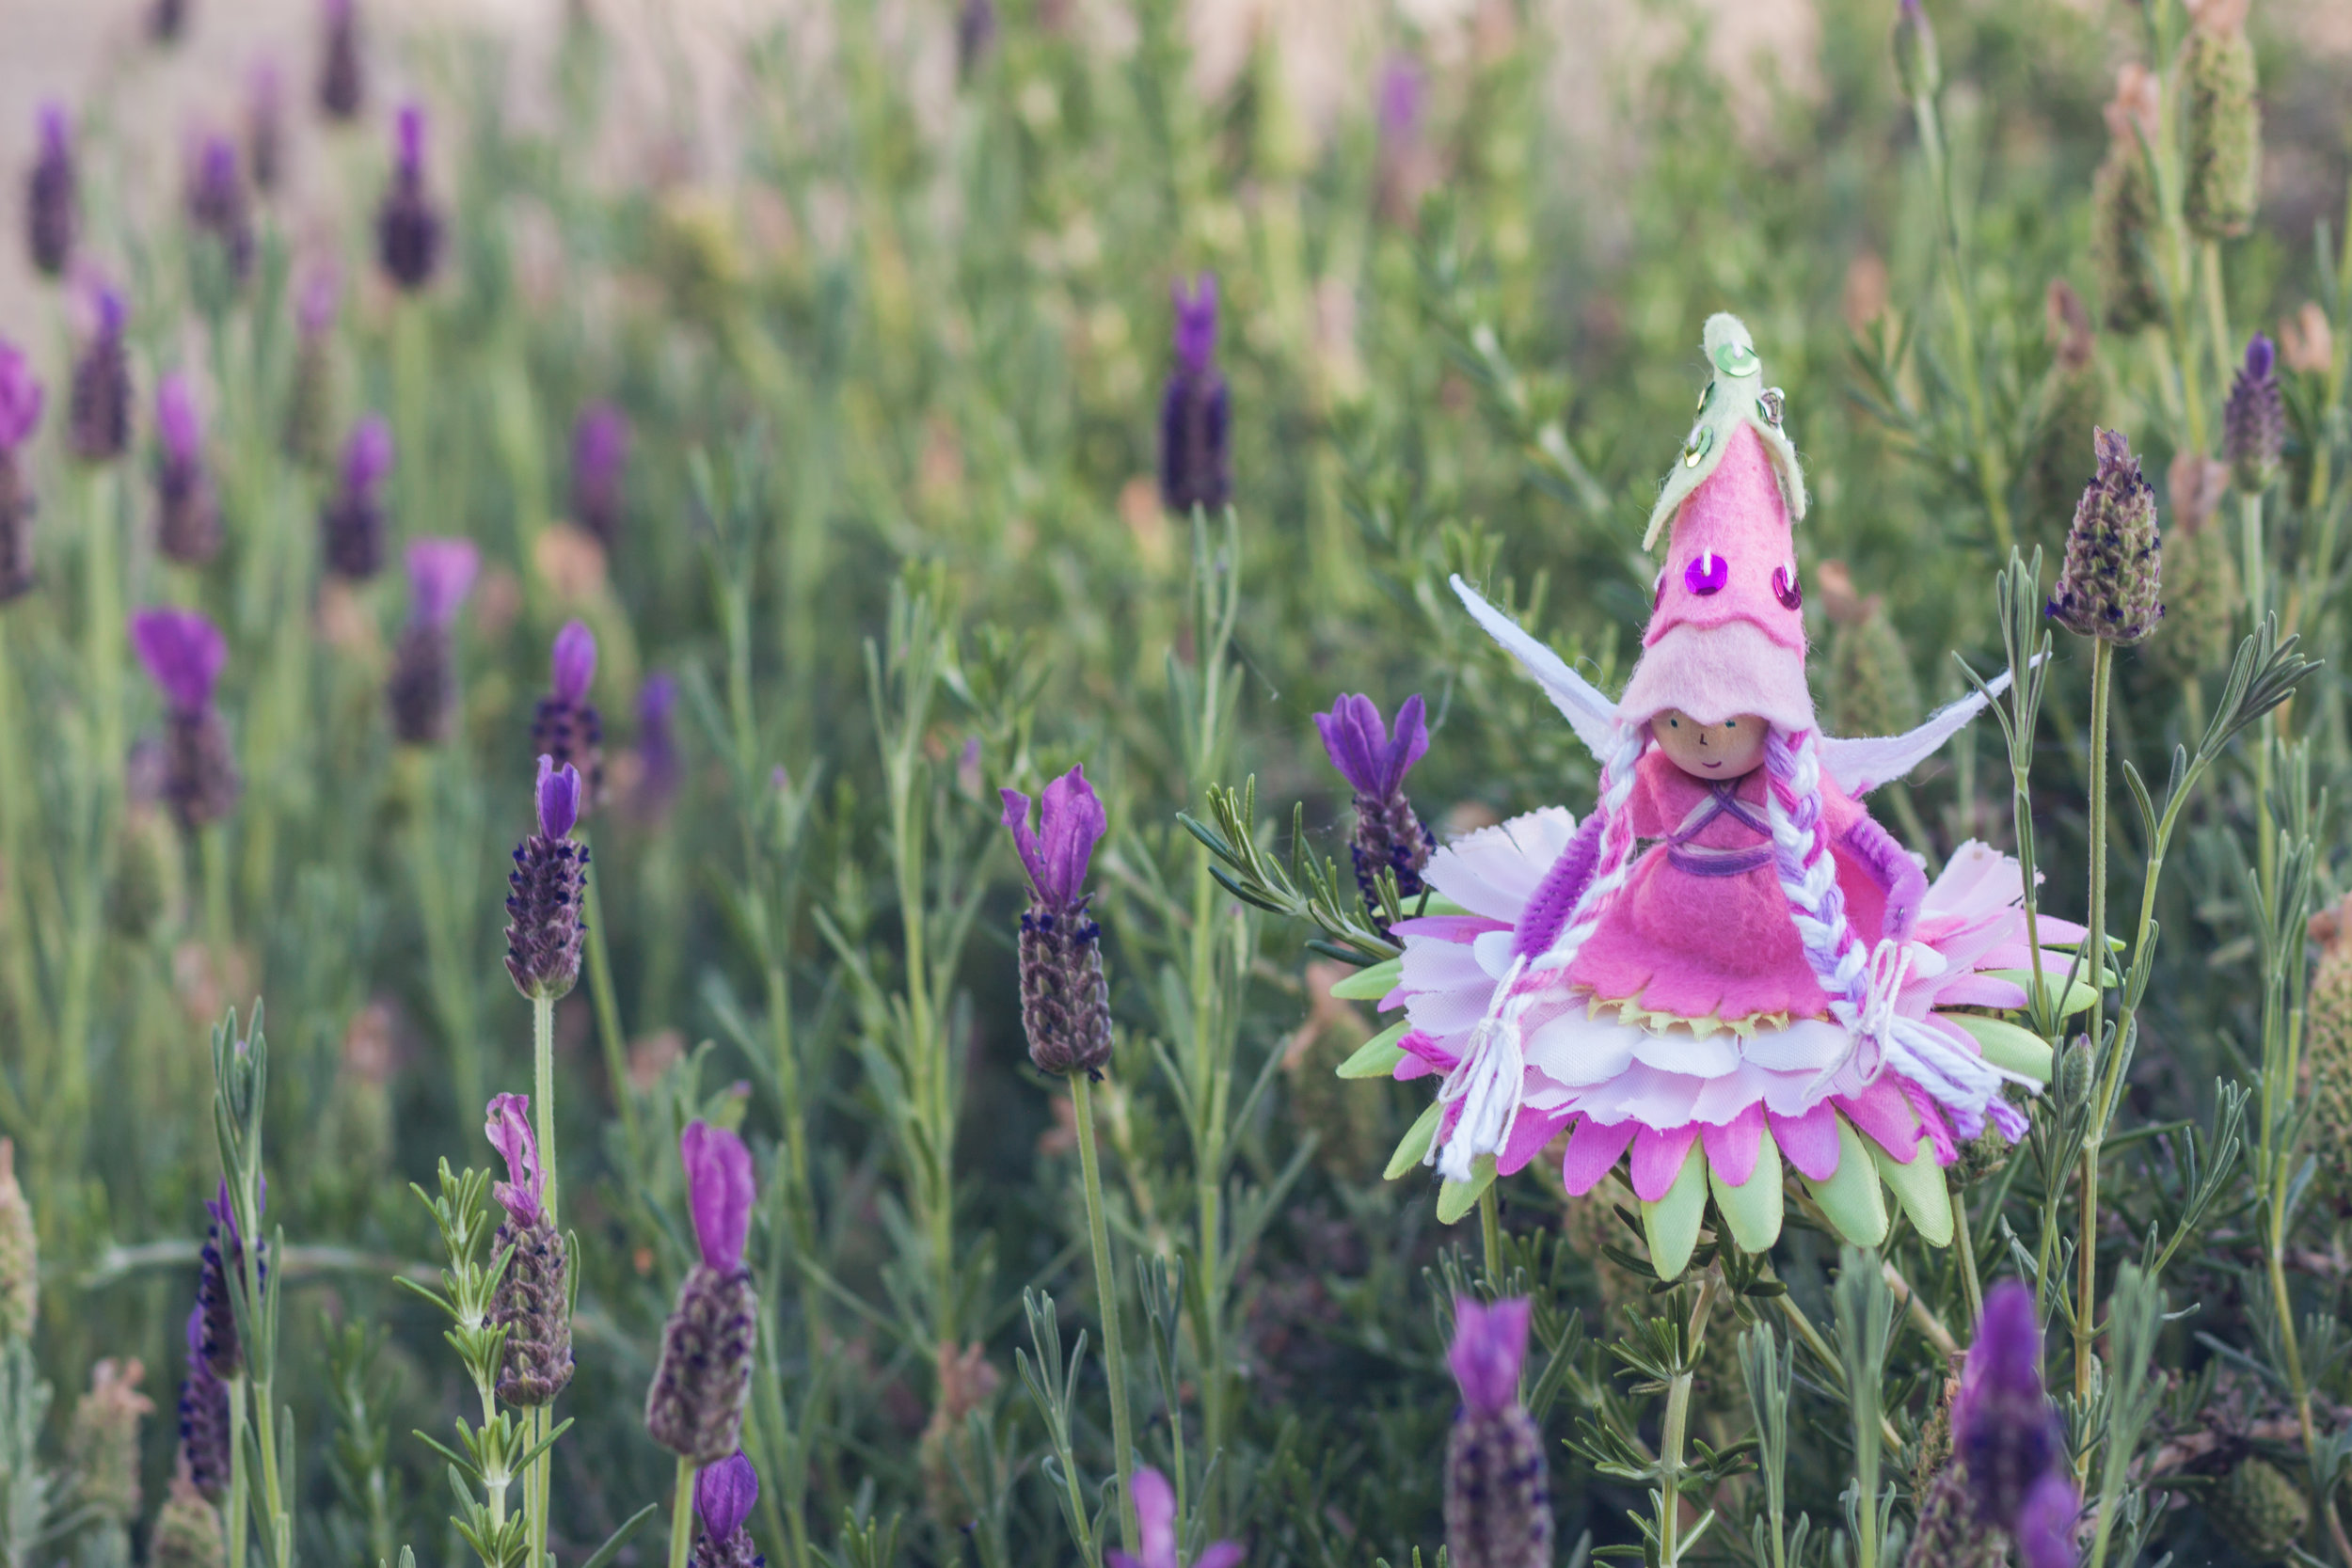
top-left (569, 403), bottom-right (629, 551)
top-left (284, 264), bottom-right (341, 467)
top-left (956, 0), bottom-right (997, 80)
top-left (485, 1093), bottom-right (574, 1406)
top-left (1315, 693), bottom-right (1436, 910)
top-left (149, 0), bottom-right (190, 43)
top-left (318, 0), bottom-right (366, 121)
top-left (1951, 1284), bottom-right (2073, 1541)
top-left (185, 135), bottom-right (254, 283)
top-left (693, 1452), bottom-right (763, 1568)
top-left (151, 1469), bottom-right (223, 1568)
top-left (194, 1179), bottom-right (263, 1380)
top-left (645, 1121), bottom-right (759, 1463)
top-left (0, 340), bottom-right (45, 602)
top-left (69, 285), bottom-right (132, 465)
top-left (154, 373), bottom-right (222, 565)
top-left (1106, 1466), bottom-right (1244, 1568)
top-left (634, 673), bottom-right (680, 820)
top-left (132, 609), bottom-right (239, 828)
top-left (321, 416), bottom-right (392, 579)
top-left (25, 104), bottom-right (75, 278)
top-left (1892, 0), bottom-right (1941, 102)
top-left (246, 63), bottom-right (284, 193)
top-left (504, 757), bottom-right (589, 1002)
top-left (2224, 334), bottom-right (2284, 494)
top-left (532, 620), bottom-right (604, 810)
top-left (376, 103), bottom-right (441, 293)
top-left (2014, 1472), bottom-right (2079, 1568)
top-left (174, 1308), bottom-right (230, 1502)
top-left (387, 538), bottom-right (479, 744)
top-left (1159, 275), bottom-right (1231, 514)
top-left (1001, 767), bottom-right (1114, 1078)
top-left (1375, 55), bottom-right (1432, 225)
top-left (1444, 1297), bottom-right (1549, 1568)
top-left (2046, 428), bottom-right (2162, 645)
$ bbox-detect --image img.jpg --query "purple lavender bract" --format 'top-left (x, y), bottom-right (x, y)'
top-left (504, 757), bottom-right (589, 1001)
top-left (0, 340), bottom-right (45, 602)
top-left (387, 538), bottom-right (479, 745)
top-left (154, 373), bottom-right (222, 565)
top-left (173, 1307), bottom-right (229, 1502)
top-left (1001, 767), bottom-right (1114, 1078)
top-left (1159, 274), bottom-right (1231, 514)
top-left (322, 417), bottom-right (392, 579)
top-left (532, 620), bottom-right (605, 812)
top-left (1314, 693), bottom-right (1435, 911)
top-left (25, 104), bottom-right (75, 278)
top-left (645, 1121), bottom-right (759, 1463)
top-left (2224, 333), bottom-right (2284, 494)
top-left (693, 1451), bottom-right (764, 1568)
top-left (132, 609), bottom-right (239, 828)
top-left (376, 103), bottom-right (441, 293)
top-left (186, 135), bottom-right (255, 283)
top-left (318, 0), bottom-right (366, 120)
top-left (485, 1093), bottom-right (574, 1406)
top-left (1951, 1284), bottom-right (2069, 1539)
top-left (1105, 1465), bottom-right (1245, 1568)
top-left (194, 1180), bottom-right (263, 1380)
top-left (570, 404), bottom-right (630, 551)
top-left (1444, 1296), bottom-right (1549, 1568)
top-left (70, 286), bottom-right (132, 465)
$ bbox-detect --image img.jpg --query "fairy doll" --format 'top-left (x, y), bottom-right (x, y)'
top-left (1357, 315), bottom-right (2082, 1274)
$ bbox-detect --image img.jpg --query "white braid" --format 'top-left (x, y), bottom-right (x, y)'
top-left (1431, 721), bottom-right (1649, 1182)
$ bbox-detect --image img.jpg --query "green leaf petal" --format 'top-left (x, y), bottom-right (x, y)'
top-left (1802, 1116), bottom-right (1888, 1247)
top-left (1437, 1156), bottom-right (1498, 1225)
top-left (1707, 1134), bottom-right (1784, 1254)
top-left (1337, 1020), bottom-right (1412, 1079)
top-left (1641, 1144), bottom-right (1708, 1278)
top-left (1385, 1100), bottom-right (1444, 1180)
top-left (1328, 958), bottom-right (1404, 1002)
top-left (1986, 968), bottom-right (2100, 1018)
top-left (1947, 1012), bottom-right (2055, 1083)
top-left (1868, 1135), bottom-right (1953, 1247)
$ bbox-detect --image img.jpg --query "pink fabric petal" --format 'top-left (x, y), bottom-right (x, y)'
top-left (1498, 1107), bottom-right (1573, 1176)
top-left (1699, 1102), bottom-right (1766, 1187)
top-left (1396, 1029), bottom-right (1458, 1075)
top-left (1935, 975), bottom-right (2029, 1009)
top-left (1629, 1123), bottom-right (1700, 1201)
top-left (1836, 1077), bottom-right (1923, 1161)
top-left (1390, 914), bottom-right (1509, 944)
top-left (1560, 1118), bottom-right (1637, 1196)
top-left (1769, 1102), bottom-right (1841, 1181)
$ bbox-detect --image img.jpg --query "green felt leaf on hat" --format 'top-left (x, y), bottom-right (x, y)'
top-left (1947, 1012), bottom-right (2054, 1083)
top-left (1385, 1101), bottom-right (1444, 1180)
top-left (1437, 1155), bottom-right (1498, 1226)
top-left (1802, 1115), bottom-right (1888, 1247)
top-left (1641, 1143), bottom-right (1709, 1279)
top-left (1985, 968), bottom-right (2100, 1019)
top-left (1328, 958), bottom-right (1403, 1002)
top-left (1707, 1133), bottom-right (1784, 1254)
top-left (1868, 1135), bottom-right (1954, 1247)
top-left (1337, 1019), bottom-right (1412, 1080)
top-left (1640, 312), bottom-right (1809, 551)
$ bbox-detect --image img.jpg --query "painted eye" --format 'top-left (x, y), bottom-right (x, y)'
top-left (1724, 719), bottom-right (1737, 728)
top-left (1667, 719), bottom-right (1679, 728)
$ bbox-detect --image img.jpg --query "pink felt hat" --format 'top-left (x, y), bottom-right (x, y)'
top-left (1619, 314), bottom-right (1814, 730)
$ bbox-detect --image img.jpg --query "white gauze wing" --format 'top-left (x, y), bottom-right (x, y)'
top-left (1820, 669), bottom-right (2017, 796)
top-left (1450, 574), bottom-right (1617, 764)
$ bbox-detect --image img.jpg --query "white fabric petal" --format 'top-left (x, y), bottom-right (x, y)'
top-left (1521, 1009), bottom-right (1641, 1086)
top-left (1399, 941), bottom-right (1491, 996)
top-left (1424, 807), bottom-right (1576, 923)
top-left (1471, 928), bottom-right (1519, 979)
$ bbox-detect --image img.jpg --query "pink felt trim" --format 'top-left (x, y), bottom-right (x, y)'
top-left (1619, 621), bottom-right (1815, 731)
top-left (1560, 1118), bottom-right (1638, 1196)
top-left (1769, 1102), bottom-right (1841, 1180)
top-left (1699, 1102), bottom-right (1767, 1187)
top-left (1629, 1123), bottom-right (1700, 1201)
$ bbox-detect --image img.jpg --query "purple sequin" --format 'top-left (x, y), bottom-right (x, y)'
top-left (1772, 562), bottom-right (1802, 610)
top-left (1683, 551), bottom-right (1728, 596)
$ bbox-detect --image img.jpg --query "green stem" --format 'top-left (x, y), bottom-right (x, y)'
top-left (2074, 638), bottom-right (2113, 1413)
top-left (1951, 1185), bottom-right (1983, 1327)
top-left (1658, 1276), bottom-right (1718, 1566)
top-left (1911, 90), bottom-right (2011, 552)
top-left (225, 1374), bottom-right (248, 1568)
top-left (1478, 1185), bottom-right (1503, 1286)
top-left (668, 1457), bottom-right (699, 1568)
top-left (251, 1381), bottom-right (290, 1568)
top-left (532, 991), bottom-right (558, 1568)
top-left (1072, 1075), bottom-right (1139, 1557)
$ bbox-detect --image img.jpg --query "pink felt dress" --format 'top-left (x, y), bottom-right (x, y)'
top-left (1565, 750), bottom-right (1888, 1022)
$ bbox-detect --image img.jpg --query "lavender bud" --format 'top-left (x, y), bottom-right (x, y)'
top-left (2205, 1456), bottom-right (2307, 1564)
top-left (318, 0), bottom-right (366, 121)
top-left (2182, 0), bottom-right (2260, 242)
top-left (1159, 274), bottom-right (1231, 514)
top-left (66, 1358), bottom-right (151, 1525)
top-left (569, 403), bottom-right (629, 551)
top-left (1891, 0), bottom-right (1941, 103)
top-left (2090, 69), bottom-right (2163, 336)
top-left (532, 620), bottom-right (604, 811)
top-left (375, 103), bottom-right (442, 293)
top-left (485, 1094), bottom-right (575, 1406)
top-left (0, 341), bottom-right (46, 605)
top-left (154, 373), bottom-right (222, 566)
top-left (1444, 1297), bottom-right (1550, 1568)
top-left (2223, 334), bottom-right (2284, 493)
top-left (1001, 767), bottom-right (1113, 1078)
top-left (388, 538), bottom-right (479, 744)
top-left (0, 1141), bottom-right (38, 1340)
top-left (1951, 1285), bottom-right (2067, 1537)
top-left (505, 758), bottom-right (589, 1001)
top-left (151, 1471), bottom-right (225, 1568)
top-left (693, 1452), bottom-right (763, 1568)
top-left (1314, 693), bottom-right (1436, 910)
top-left (132, 609), bottom-right (240, 829)
top-left (25, 104), bottom-right (76, 278)
top-left (186, 134), bottom-right (255, 285)
top-left (174, 1308), bottom-right (230, 1502)
top-left (321, 416), bottom-right (391, 579)
top-left (69, 286), bottom-right (132, 465)
top-left (2046, 427), bottom-right (2163, 645)
top-left (645, 1123), bottom-right (758, 1463)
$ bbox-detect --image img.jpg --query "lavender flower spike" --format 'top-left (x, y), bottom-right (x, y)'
top-left (2046, 428), bottom-right (2162, 645)
top-left (693, 1450), bottom-right (761, 1568)
top-left (1315, 693), bottom-right (1436, 909)
top-left (570, 404), bottom-right (630, 551)
top-left (2014, 1472), bottom-right (2080, 1568)
top-left (634, 673), bottom-right (681, 819)
top-left (318, 0), bottom-right (366, 121)
top-left (388, 540), bottom-right (478, 746)
top-left (1445, 1295), bottom-right (1550, 1568)
top-left (1002, 767), bottom-right (1115, 1077)
top-left (322, 416), bottom-right (393, 579)
top-left (186, 134), bottom-right (254, 282)
top-left (155, 373), bottom-right (221, 565)
top-left (2224, 333), bottom-right (2284, 494)
top-left (376, 102), bottom-right (442, 293)
top-left (485, 1091), bottom-right (573, 1405)
top-left (132, 609), bottom-right (228, 715)
top-left (26, 103), bottom-right (76, 277)
top-left (1105, 1465), bottom-right (1245, 1568)
top-left (504, 757), bottom-right (589, 1000)
top-left (174, 1307), bottom-right (230, 1501)
top-left (533, 619), bottom-right (605, 812)
top-left (1159, 273), bottom-right (1231, 514)
top-left (195, 1179), bottom-right (264, 1380)
top-left (69, 284), bottom-right (132, 464)
top-left (645, 1121), bottom-right (760, 1462)
top-left (0, 340), bottom-right (46, 603)
top-left (1951, 1282), bottom-right (2068, 1537)
top-left (407, 538), bottom-right (479, 629)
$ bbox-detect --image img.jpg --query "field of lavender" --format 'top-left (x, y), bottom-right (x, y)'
top-left (0, 0), bottom-right (2347, 1565)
